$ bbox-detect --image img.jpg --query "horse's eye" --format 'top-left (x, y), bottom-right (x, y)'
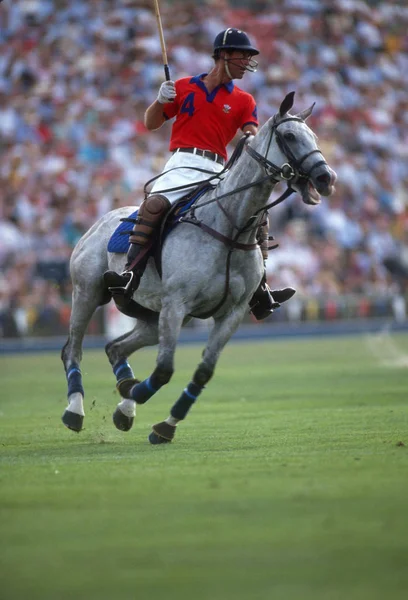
top-left (284, 132), bottom-right (296, 142)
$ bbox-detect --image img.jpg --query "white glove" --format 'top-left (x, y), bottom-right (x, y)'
top-left (157, 80), bottom-right (176, 104)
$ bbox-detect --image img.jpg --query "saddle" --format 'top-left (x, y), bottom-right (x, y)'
top-left (104, 183), bottom-right (213, 319)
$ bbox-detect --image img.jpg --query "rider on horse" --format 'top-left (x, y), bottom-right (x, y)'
top-left (104, 28), bottom-right (295, 319)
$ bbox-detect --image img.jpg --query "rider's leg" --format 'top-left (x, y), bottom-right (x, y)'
top-left (249, 272), bottom-right (296, 320)
top-left (249, 219), bottom-right (296, 320)
top-left (104, 194), bottom-right (171, 293)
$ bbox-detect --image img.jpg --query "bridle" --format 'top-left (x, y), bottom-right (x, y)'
top-left (176, 115), bottom-right (329, 319)
top-left (182, 115), bottom-right (329, 221)
top-left (181, 115), bottom-right (329, 233)
top-left (245, 116), bottom-right (328, 185)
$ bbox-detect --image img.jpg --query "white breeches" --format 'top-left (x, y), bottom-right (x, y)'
top-left (149, 152), bottom-right (224, 204)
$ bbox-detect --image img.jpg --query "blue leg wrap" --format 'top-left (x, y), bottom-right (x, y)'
top-left (113, 359), bottom-right (134, 383)
top-left (67, 363), bottom-right (84, 397)
top-left (171, 382), bottom-right (202, 420)
top-left (130, 376), bottom-right (160, 404)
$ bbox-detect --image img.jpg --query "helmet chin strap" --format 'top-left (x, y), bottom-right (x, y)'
top-left (224, 59), bottom-right (233, 80)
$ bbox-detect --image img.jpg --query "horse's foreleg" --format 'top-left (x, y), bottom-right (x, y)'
top-left (61, 288), bottom-right (101, 432)
top-left (105, 318), bottom-right (159, 432)
top-left (149, 305), bottom-right (248, 444)
top-left (126, 298), bottom-right (185, 412)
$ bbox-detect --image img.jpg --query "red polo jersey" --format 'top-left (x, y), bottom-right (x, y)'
top-left (163, 73), bottom-right (258, 161)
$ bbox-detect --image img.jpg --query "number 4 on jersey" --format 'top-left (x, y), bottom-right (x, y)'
top-left (181, 92), bottom-right (195, 117)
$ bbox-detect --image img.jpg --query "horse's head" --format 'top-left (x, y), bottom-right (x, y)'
top-left (249, 91), bottom-right (337, 205)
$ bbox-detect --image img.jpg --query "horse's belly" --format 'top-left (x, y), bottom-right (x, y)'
top-left (133, 269), bottom-right (163, 312)
top-left (133, 292), bottom-right (162, 313)
top-left (132, 251), bottom-right (260, 317)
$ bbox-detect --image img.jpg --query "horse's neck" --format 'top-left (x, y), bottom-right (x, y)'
top-left (198, 138), bottom-right (281, 237)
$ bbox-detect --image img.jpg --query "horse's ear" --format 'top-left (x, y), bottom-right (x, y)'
top-left (279, 91), bottom-right (295, 117)
top-left (297, 103), bottom-right (315, 121)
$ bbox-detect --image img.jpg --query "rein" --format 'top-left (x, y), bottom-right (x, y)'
top-left (183, 116), bottom-right (330, 241)
top-left (143, 165), bottom-right (221, 197)
top-left (143, 132), bottom-right (250, 197)
top-left (164, 114), bottom-right (325, 319)
top-left (182, 115), bottom-right (327, 319)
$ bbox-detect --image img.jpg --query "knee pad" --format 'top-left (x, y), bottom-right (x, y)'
top-left (140, 195), bottom-right (171, 220)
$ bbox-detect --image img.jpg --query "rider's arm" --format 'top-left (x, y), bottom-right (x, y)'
top-left (241, 94), bottom-right (258, 137)
top-left (144, 100), bottom-right (167, 131)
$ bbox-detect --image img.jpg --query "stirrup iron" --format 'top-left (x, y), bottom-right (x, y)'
top-left (105, 271), bottom-right (133, 294)
top-left (122, 271), bottom-right (134, 293)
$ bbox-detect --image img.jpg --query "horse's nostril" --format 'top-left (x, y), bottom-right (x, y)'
top-left (316, 172), bottom-right (331, 186)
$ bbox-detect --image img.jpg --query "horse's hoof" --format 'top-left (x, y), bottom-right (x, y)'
top-left (148, 431), bottom-right (171, 444)
top-left (62, 410), bottom-right (84, 432)
top-left (149, 421), bottom-right (176, 444)
top-left (113, 407), bottom-right (134, 432)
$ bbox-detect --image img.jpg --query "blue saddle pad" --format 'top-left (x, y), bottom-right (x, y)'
top-left (107, 187), bottom-right (210, 254)
top-left (107, 209), bottom-right (139, 253)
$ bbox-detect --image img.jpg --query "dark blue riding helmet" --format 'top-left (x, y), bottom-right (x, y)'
top-left (213, 28), bottom-right (259, 56)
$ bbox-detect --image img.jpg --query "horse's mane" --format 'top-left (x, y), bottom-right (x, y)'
top-left (224, 133), bottom-right (251, 170)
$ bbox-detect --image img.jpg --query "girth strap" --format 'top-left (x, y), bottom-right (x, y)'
top-left (179, 215), bottom-right (258, 319)
top-left (190, 248), bottom-right (233, 320)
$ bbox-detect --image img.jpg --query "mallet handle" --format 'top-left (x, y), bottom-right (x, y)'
top-left (153, 0), bottom-right (171, 81)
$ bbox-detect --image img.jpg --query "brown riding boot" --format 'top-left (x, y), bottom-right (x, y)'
top-left (104, 194), bottom-right (171, 294)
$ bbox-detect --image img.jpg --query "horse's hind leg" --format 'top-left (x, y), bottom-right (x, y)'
top-left (150, 306), bottom-right (248, 444)
top-left (61, 288), bottom-right (101, 432)
top-left (116, 298), bottom-right (185, 431)
top-left (105, 317), bottom-right (159, 432)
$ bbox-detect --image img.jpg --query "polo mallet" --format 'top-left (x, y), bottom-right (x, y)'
top-left (153, 0), bottom-right (171, 81)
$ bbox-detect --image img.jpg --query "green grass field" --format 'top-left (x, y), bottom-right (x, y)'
top-left (1, 332), bottom-right (408, 600)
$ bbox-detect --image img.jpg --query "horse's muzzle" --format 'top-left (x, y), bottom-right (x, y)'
top-left (313, 166), bottom-right (337, 197)
top-left (294, 165), bottom-right (336, 205)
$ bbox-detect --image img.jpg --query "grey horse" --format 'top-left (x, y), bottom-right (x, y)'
top-left (61, 92), bottom-right (336, 443)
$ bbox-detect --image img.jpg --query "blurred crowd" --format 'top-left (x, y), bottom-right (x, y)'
top-left (1, 0), bottom-right (408, 337)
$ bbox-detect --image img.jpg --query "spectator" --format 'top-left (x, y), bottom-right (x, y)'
top-left (1, 0), bottom-right (407, 335)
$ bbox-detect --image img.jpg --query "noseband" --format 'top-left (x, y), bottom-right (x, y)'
top-left (245, 116), bottom-right (328, 183)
